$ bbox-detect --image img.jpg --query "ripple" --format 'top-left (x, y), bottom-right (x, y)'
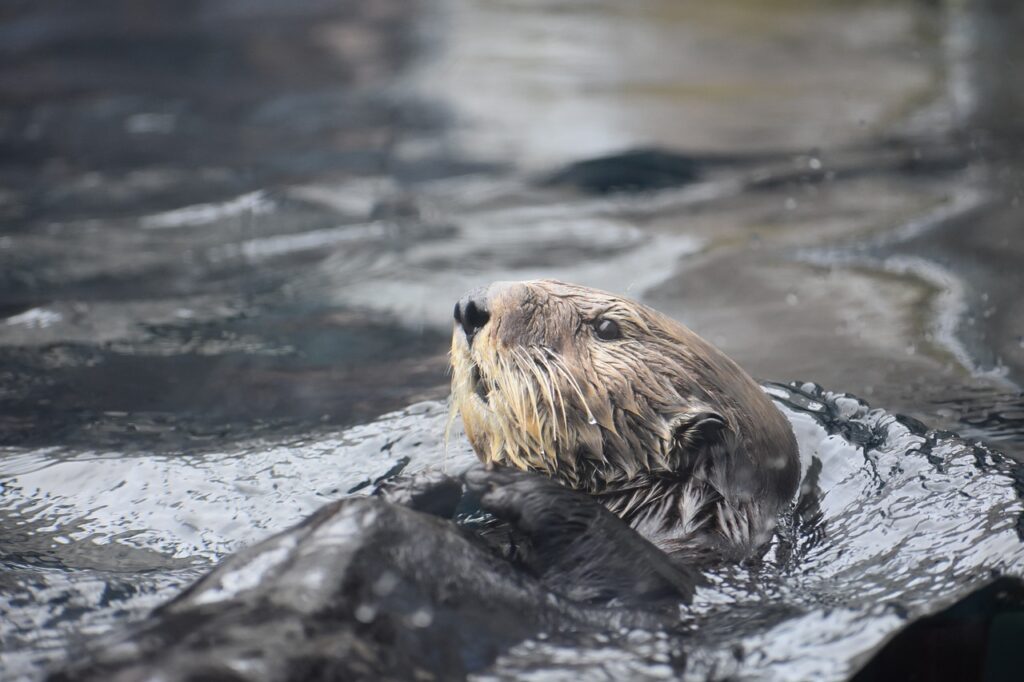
top-left (5, 386), bottom-right (1023, 681)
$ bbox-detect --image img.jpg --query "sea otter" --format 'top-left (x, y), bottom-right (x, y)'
top-left (50, 281), bottom-right (801, 681)
top-left (451, 279), bottom-right (800, 558)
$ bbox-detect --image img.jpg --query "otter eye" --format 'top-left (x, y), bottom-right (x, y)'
top-left (593, 318), bottom-right (621, 341)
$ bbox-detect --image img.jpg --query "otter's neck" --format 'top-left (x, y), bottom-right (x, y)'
top-left (593, 475), bottom-right (776, 560)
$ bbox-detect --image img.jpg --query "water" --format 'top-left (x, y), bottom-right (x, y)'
top-left (2, 0), bottom-right (1024, 679)
top-left (6, 386), bottom-right (1022, 679)
top-left (0, 401), bottom-right (466, 675)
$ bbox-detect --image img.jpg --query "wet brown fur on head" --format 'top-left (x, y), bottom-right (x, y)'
top-left (450, 280), bottom-right (799, 553)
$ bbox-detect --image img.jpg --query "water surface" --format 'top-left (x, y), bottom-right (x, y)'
top-left (2, 0), bottom-right (1024, 679)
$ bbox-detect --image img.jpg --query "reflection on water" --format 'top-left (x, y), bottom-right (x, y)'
top-left (2, 0), bottom-right (1024, 679)
top-left (4, 387), bottom-right (1022, 679)
top-left (427, 0), bottom-right (937, 167)
top-left (0, 402), bottom-right (467, 675)
top-left (483, 383), bottom-right (1024, 680)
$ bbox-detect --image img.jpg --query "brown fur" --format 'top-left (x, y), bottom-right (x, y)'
top-left (450, 280), bottom-right (799, 558)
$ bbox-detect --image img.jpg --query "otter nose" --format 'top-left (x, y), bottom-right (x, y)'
top-left (454, 288), bottom-right (491, 346)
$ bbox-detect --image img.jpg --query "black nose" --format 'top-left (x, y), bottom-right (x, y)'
top-left (454, 288), bottom-right (491, 346)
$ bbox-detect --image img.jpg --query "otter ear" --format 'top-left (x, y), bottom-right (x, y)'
top-left (671, 410), bottom-right (729, 452)
top-left (671, 409), bottom-right (757, 504)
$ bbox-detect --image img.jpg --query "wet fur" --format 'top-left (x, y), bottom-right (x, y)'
top-left (451, 280), bottom-right (800, 557)
top-left (462, 467), bottom-right (699, 604)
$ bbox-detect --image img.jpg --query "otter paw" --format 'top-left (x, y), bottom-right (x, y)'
top-left (463, 465), bottom-right (698, 605)
top-left (374, 469), bottom-right (464, 518)
top-left (463, 465), bottom-right (581, 532)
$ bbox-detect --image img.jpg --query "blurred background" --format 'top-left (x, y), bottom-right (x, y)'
top-left (3, 0), bottom-right (1024, 677)
top-left (0, 0), bottom-right (1019, 456)
top-left (1, 0), bottom-right (1023, 459)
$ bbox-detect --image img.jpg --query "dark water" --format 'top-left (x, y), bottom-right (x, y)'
top-left (2, 0), bottom-right (1024, 679)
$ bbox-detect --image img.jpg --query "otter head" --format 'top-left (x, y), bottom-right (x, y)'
top-left (450, 280), bottom-right (799, 507)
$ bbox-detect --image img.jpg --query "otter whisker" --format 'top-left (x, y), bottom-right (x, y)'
top-left (496, 358), bottom-right (558, 475)
top-left (542, 363), bottom-right (564, 447)
top-left (529, 349), bottom-right (569, 446)
top-left (546, 350), bottom-right (597, 426)
top-left (543, 356), bottom-right (571, 443)
top-left (519, 364), bottom-right (544, 448)
top-left (512, 349), bottom-right (544, 444)
top-left (514, 347), bottom-right (560, 449)
top-left (495, 355), bottom-right (539, 459)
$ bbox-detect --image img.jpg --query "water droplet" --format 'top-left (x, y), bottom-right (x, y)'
top-left (410, 607), bottom-right (433, 628)
top-left (588, 416), bottom-right (597, 425)
top-left (372, 571), bottom-right (399, 597)
top-left (355, 604), bottom-right (377, 623)
top-left (808, 157), bottom-right (822, 170)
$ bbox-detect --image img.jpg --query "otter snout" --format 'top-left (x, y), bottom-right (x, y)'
top-left (454, 287), bottom-right (491, 346)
